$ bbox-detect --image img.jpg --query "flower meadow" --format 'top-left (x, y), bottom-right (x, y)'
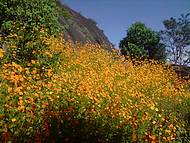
top-left (0, 37), bottom-right (190, 143)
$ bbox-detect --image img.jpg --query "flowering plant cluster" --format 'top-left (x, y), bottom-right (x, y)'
top-left (0, 37), bottom-right (189, 142)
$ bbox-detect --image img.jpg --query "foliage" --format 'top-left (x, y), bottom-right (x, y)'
top-left (119, 42), bottom-right (147, 60)
top-left (160, 13), bottom-right (190, 66)
top-left (0, 0), bottom-right (65, 64)
top-left (119, 22), bottom-right (166, 61)
top-left (0, 37), bottom-right (189, 142)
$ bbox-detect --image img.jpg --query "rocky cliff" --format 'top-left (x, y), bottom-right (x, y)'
top-left (59, 3), bottom-right (113, 48)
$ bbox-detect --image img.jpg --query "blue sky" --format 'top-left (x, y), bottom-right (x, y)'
top-left (60, 0), bottom-right (190, 47)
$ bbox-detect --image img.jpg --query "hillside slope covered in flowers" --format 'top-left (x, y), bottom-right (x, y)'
top-left (0, 37), bottom-right (190, 142)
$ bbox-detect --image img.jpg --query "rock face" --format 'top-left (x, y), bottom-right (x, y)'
top-left (59, 4), bottom-right (113, 47)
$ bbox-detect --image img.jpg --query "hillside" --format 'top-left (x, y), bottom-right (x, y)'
top-left (0, 1), bottom-right (190, 142)
top-left (59, 4), bottom-right (113, 48)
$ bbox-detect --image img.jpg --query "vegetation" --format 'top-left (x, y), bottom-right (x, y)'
top-left (0, 0), bottom-right (70, 64)
top-left (119, 22), bottom-right (166, 61)
top-left (0, 37), bottom-right (190, 142)
top-left (0, 1), bottom-right (190, 142)
top-left (160, 13), bottom-right (190, 66)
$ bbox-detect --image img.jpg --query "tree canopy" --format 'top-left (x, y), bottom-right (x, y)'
top-left (119, 22), bottom-right (166, 61)
top-left (160, 13), bottom-right (190, 66)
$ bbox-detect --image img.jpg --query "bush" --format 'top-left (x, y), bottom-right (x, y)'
top-left (0, 0), bottom-right (64, 64)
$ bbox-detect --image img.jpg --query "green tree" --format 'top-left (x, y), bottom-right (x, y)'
top-left (160, 13), bottom-right (190, 66)
top-left (119, 22), bottom-right (166, 61)
top-left (0, 0), bottom-right (65, 64)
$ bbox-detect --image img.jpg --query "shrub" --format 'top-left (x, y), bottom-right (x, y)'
top-left (0, 0), bottom-right (64, 64)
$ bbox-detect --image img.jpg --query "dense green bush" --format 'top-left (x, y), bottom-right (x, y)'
top-left (0, 0), bottom-right (66, 64)
top-left (119, 22), bottom-right (166, 61)
top-left (120, 42), bottom-right (147, 60)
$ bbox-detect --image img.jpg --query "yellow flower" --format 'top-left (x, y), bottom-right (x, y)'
top-left (31, 60), bottom-right (36, 64)
top-left (0, 49), bottom-right (4, 58)
top-left (11, 118), bottom-right (17, 122)
top-left (155, 108), bottom-right (159, 112)
top-left (45, 51), bottom-right (53, 58)
top-left (165, 129), bottom-right (171, 134)
top-left (150, 106), bottom-right (155, 110)
top-left (152, 121), bottom-right (156, 124)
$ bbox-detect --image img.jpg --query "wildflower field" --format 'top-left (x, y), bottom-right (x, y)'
top-left (0, 37), bottom-right (190, 143)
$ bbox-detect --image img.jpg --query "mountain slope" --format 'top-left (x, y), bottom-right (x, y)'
top-left (59, 4), bottom-right (113, 47)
